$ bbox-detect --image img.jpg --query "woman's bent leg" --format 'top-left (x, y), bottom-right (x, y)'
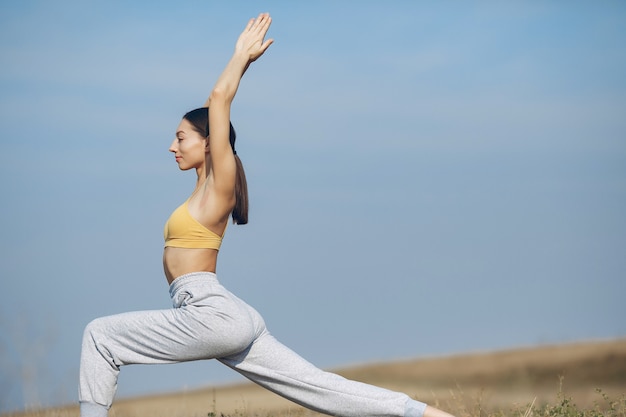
top-left (79, 273), bottom-right (257, 417)
top-left (219, 330), bottom-right (428, 417)
top-left (79, 309), bottom-right (206, 416)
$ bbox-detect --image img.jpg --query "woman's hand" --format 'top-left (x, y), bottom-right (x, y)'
top-left (235, 13), bottom-right (274, 63)
top-left (203, 13), bottom-right (274, 108)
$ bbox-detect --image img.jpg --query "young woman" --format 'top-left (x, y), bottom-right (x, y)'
top-left (79, 13), bottom-right (455, 417)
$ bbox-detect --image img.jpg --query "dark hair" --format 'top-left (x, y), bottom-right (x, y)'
top-left (183, 107), bottom-right (249, 225)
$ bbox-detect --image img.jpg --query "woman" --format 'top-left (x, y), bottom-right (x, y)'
top-left (79, 13), bottom-right (455, 417)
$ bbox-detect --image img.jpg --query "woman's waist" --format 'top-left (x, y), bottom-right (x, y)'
top-left (163, 247), bottom-right (218, 284)
top-left (168, 271), bottom-right (221, 298)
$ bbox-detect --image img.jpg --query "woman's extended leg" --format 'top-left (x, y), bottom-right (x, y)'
top-left (219, 329), bottom-right (430, 417)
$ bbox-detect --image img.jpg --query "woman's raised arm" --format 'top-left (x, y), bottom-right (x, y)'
top-left (206, 13), bottom-right (273, 197)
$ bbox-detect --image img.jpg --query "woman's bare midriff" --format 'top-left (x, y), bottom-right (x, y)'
top-left (163, 247), bottom-right (219, 284)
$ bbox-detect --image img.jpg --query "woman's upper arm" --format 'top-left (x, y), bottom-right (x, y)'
top-left (208, 90), bottom-right (237, 198)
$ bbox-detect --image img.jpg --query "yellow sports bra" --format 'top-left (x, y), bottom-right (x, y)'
top-left (163, 200), bottom-right (225, 250)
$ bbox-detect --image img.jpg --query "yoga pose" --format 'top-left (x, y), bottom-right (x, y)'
top-left (79, 13), bottom-right (455, 417)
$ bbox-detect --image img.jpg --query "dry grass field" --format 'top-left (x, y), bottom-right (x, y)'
top-left (4, 338), bottom-right (625, 417)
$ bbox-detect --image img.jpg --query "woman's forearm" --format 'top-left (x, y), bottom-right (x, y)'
top-left (204, 52), bottom-right (250, 107)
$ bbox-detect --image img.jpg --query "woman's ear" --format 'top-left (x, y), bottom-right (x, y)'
top-left (204, 136), bottom-right (210, 154)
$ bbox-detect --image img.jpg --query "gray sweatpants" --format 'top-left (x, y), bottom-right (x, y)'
top-left (79, 272), bottom-right (427, 417)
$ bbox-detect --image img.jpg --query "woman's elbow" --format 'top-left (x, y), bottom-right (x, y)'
top-left (209, 87), bottom-right (231, 106)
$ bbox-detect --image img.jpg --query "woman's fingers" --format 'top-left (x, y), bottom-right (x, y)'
top-left (249, 13), bottom-right (270, 32)
top-left (236, 13), bottom-right (273, 60)
top-left (243, 17), bottom-right (255, 32)
top-left (246, 13), bottom-right (271, 40)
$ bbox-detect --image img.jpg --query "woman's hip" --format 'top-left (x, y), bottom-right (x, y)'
top-left (168, 271), bottom-right (267, 339)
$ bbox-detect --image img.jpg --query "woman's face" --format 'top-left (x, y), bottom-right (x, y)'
top-left (169, 118), bottom-right (208, 170)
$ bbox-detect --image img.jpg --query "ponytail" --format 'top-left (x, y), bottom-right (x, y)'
top-left (232, 154), bottom-right (248, 224)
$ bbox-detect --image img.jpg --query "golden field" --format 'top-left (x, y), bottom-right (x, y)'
top-left (4, 338), bottom-right (625, 417)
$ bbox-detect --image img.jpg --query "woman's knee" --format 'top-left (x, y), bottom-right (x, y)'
top-left (81, 317), bottom-right (120, 368)
top-left (83, 317), bottom-right (103, 341)
top-left (82, 317), bottom-right (114, 354)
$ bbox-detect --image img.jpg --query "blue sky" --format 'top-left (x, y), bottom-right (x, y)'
top-left (1, 0), bottom-right (625, 412)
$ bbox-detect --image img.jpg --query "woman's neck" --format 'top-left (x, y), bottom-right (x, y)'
top-left (194, 157), bottom-right (211, 190)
